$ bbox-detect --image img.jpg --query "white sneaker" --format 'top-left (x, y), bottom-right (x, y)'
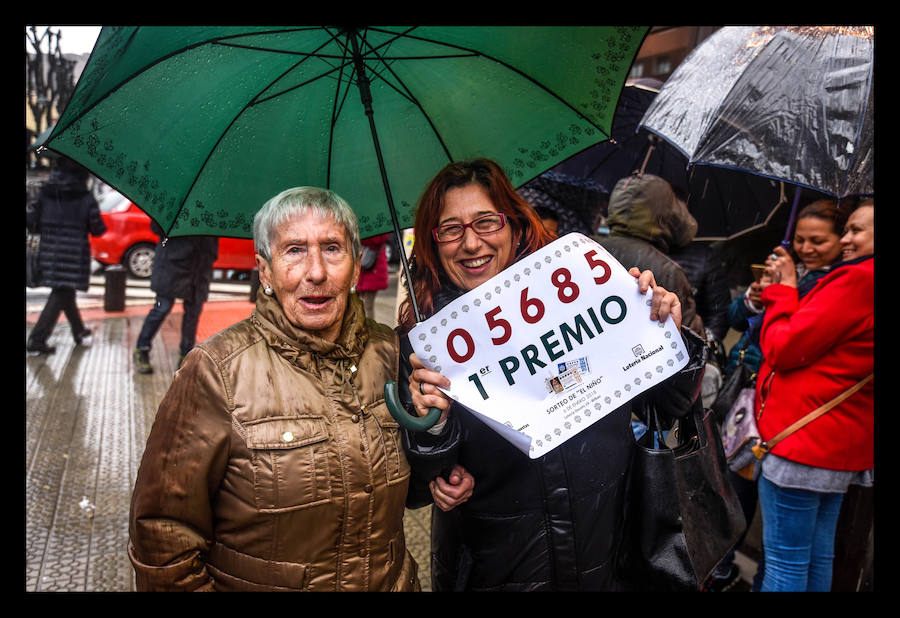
top-left (75, 330), bottom-right (93, 347)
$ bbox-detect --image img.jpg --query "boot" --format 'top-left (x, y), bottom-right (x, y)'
top-left (26, 341), bottom-right (56, 356)
top-left (133, 348), bottom-right (153, 374)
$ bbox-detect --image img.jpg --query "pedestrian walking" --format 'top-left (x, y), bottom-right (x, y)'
top-left (26, 157), bottom-right (106, 355)
top-left (129, 187), bottom-right (419, 591)
top-left (132, 222), bottom-right (218, 373)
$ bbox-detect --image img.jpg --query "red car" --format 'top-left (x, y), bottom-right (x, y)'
top-left (90, 191), bottom-right (257, 278)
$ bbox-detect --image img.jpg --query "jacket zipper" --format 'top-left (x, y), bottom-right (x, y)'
top-left (756, 371), bottom-right (775, 420)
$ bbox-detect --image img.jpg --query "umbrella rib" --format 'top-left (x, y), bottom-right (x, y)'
top-left (325, 40), bottom-right (356, 190)
top-left (248, 27), bottom-right (351, 106)
top-left (370, 28), bottom-right (611, 136)
top-left (166, 30), bottom-right (350, 236)
top-left (837, 39), bottom-right (875, 198)
top-left (245, 27), bottom-right (458, 107)
top-left (355, 31), bottom-right (455, 162)
top-left (49, 26), bottom-right (326, 137)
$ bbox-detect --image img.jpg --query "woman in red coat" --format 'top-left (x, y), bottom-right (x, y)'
top-left (755, 200), bottom-right (874, 592)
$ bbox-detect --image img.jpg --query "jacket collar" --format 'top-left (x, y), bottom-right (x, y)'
top-left (251, 290), bottom-right (368, 366)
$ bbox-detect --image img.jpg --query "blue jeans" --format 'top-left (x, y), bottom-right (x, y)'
top-left (758, 475), bottom-right (844, 591)
top-left (136, 295), bottom-right (202, 356)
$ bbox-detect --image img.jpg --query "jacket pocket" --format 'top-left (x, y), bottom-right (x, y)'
top-left (367, 399), bottom-right (411, 485)
top-left (207, 542), bottom-right (310, 591)
top-left (243, 416), bottom-right (332, 512)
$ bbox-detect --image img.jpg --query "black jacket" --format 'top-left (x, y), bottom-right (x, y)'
top-left (669, 242), bottom-right (731, 341)
top-left (27, 168), bottom-right (106, 291)
top-left (148, 221), bottom-right (218, 303)
top-left (400, 280), bottom-right (707, 591)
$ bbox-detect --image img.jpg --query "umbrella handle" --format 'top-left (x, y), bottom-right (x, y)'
top-left (384, 381), bottom-right (442, 431)
top-left (782, 187), bottom-right (803, 249)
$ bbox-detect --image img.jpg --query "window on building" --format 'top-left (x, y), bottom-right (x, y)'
top-left (655, 57), bottom-right (672, 75)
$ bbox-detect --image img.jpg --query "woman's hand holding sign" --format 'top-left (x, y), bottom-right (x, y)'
top-left (630, 267), bottom-right (682, 331)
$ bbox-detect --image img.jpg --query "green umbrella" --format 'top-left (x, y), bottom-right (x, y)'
top-left (43, 25), bottom-right (647, 428)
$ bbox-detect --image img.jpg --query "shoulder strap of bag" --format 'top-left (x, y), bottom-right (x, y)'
top-left (752, 373), bottom-right (873, 459)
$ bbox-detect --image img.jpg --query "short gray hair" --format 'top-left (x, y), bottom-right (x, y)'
top-left (253, 187), bottom-right (361, 263)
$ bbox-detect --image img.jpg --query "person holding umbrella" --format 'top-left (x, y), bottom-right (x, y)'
top-left (395, 159), bottom-right (709, 591)
top-left (709, 197), bottom-right (853, 591)
top-left (129, 187), bottom-right (420, 591)
top-left (752, 199), bottom-right (874, 592)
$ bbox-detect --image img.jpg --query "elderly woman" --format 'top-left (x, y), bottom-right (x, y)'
top-left (128, 187), bottom-right (419, 591)
top-left (396, 159), bottom-right (707, 591)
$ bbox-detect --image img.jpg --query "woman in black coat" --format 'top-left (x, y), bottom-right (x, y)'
top-left (26, 158), bottom-right (106, 355)
top-left (396, 160), bottom-right (707, 591)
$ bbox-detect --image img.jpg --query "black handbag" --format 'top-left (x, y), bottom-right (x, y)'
top-left (26, 232), bottom-right (42, 288)
top-left (618, 403), bottom-right (747, 591)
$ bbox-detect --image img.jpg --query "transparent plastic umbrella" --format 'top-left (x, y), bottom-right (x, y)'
top-left (639, 26), bottom-right (873, 246)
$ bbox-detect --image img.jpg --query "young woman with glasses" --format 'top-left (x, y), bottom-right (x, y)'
top-left (394, 158), bottom-right (709, 591)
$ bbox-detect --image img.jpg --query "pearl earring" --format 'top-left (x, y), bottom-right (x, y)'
top-left (264, 284), bottom-right (273, 296)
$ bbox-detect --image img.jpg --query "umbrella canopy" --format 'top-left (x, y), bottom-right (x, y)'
top-left (518, 171), bottom-right (608, 236)
top-left (552, 80), bottom-right (663, 191)
top-left (639, 26), bottom-right (874, 199)
top-left (551, 82), bottom-right (790, 240)
top-left (43, 26), bottom-right (647, 243)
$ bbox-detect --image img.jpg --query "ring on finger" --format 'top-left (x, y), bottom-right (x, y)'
top-left (419, 382), bottom-right (426, 395)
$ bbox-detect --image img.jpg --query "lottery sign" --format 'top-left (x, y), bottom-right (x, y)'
top-left (408, 233), bottom-right (689, 458)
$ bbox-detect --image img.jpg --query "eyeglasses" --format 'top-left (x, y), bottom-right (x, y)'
top-left (432, 213), bottom-right (507, 244)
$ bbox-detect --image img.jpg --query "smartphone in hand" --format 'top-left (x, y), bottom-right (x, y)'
top-left (751, 264), bottom-right (767, 282)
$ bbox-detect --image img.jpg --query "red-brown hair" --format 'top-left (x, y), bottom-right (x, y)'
top-left (398, 159), bottom-right (555, 331)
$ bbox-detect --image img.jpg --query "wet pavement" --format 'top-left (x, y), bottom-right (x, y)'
top-left (25, 269), bottom-right (762, 592)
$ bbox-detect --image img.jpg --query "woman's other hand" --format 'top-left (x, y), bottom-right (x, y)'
top-left (430, 464), bottom-right (475, 511)
top-left (629, 267), bottom-right (682, 331)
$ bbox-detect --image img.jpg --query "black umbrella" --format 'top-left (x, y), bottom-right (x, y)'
top-left (517, 172), bottom-right (609, 236)
top-left (551, 82), bottom-right (790, 241)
